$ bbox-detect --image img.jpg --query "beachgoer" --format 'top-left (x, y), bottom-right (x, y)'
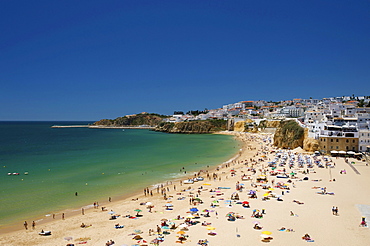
top-left (32, 221), bottom-right (35, 229)
top-left (75, 192), bottom-right (78, 196)
top-left (302, 233), bottom-right (311, 240)
top-left (24, 221), bottom-right (28, 230)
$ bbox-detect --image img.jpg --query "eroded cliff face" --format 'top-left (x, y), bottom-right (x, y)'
top-left (234, 121), bottom-right (246, 132)
top-left (303, 129), bottom-right (320, 152)
top-left (155, 120), bottom-right (227, 134)
top-left (233, 119), bottom-right (258, 132)
top-left (273, 120), bottom-right (320, 152)
top-left (273, 120), bottom-right (304, 149)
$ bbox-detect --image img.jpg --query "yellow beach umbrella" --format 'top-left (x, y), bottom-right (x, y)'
top-left (203, 183), bottom-right (211, 186)
top-left (262, 231), bottom-right (272, 235)
top-left (263, 193), bottom-right (270, 197)
top-left (177, 231), bottom-right (186, 235)
top-left (268, 188), bottom-right (274, 191)
top-left (206, 226), bottom-right (216, 230)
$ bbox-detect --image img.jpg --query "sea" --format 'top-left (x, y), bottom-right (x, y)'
top-left (0, 121), bottom-right (239, 229)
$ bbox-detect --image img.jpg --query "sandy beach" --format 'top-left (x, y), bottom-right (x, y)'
top-left (1, 131), bottom-right (370, 246)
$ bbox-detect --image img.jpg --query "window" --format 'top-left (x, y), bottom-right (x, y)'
top-left (336, 139), bottom-right (339, 142)
top-left (336, 146), bottom-right (339, 149)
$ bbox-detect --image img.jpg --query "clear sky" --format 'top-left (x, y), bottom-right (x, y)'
top-left (1, 0), bottom-right (369, 121)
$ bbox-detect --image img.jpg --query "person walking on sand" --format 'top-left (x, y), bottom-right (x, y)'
top-left (24, 221), bottom-right (28, 230)
top-left (32, 221), bottom-right (35, 229)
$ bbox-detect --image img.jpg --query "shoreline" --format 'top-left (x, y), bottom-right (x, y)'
top-left (0, 131), bottom-right (244, 235)
top-left (51, 125), bottom-right (156, 129)
top-left (3, 131), bottom-right (370, 245)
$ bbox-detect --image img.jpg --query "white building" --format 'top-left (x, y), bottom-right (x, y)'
top-left (359, 130), bottom-right (370, 152)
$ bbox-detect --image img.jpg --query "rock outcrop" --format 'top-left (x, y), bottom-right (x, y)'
top-left (303, 129), bottom-right (320, 152)
top-left (155, 120), bottom-right (227, 134)
top-left (273, 120), bottom-right (305, 149)
top-left (273, 120), bottom-right (320, 152)
top-left (94, 113), bottom-right (168, 127)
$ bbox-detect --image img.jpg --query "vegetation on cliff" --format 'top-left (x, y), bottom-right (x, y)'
top-left (93, 113), bottom-right (169, 127)
top-left (273, 120), bottom-right (305, 149)
top-left (155, 119), bottom-right (227, 133)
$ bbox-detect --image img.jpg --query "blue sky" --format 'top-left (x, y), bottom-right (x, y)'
top-left (1, 0), bottom-right (369, 121)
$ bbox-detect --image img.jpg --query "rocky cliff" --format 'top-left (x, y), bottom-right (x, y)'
top-left (273, 120), bottom-right (320, 152)
top-left (155, 120), bottom-right (227, 134)
top-left (94, 113), bottom-right (168, 127)
top-left (273, 120), bottom-right (305, 149)
top-left (303, 129), bottom-right (320, 152)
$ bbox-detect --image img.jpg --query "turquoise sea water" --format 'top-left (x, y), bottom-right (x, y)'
top-left (0, 122), bottom-right (239, 228)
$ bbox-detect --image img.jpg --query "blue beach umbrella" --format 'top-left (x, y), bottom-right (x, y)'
top-left (190, 208), bottom-right (199, 212)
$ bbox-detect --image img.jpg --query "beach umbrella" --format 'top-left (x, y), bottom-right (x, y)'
top-left (206, 226), bottom-right (216, 230)
top-left (262, 231), bottom-right (272, 235)
top-left (190, 208), bottom-right (199, 212)
top-left (263, 193), bottom-right (269, 197)
top-left (260, 234), bottom-right (271, 238)
top-left (161, 218), bottom-right (168, 221)
top-left (203, 183), bottom-right (211, 185)
top-left (253, 221), bottom-right (260, 224)
top-left (242, 201), bottom-right (249, 204)
top-left (134, 209), bottom-right (142, 216)
top-left (64, 237), bottom-right (73, 241)
top-left (165, 203), bottom-right (173, 207)
top-left (146, 202), bottom-right (152, 206)
top-left (268, 188), bottom-right (274, 191)
top-left (108, 211), bottom-right (116, 214)
top-left (177, 231), bottom-right (186, 235)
